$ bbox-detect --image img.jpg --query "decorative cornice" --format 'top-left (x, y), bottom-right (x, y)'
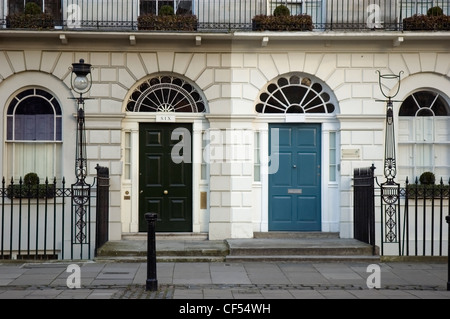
top-left (1, 30), bottom-right (449, 45)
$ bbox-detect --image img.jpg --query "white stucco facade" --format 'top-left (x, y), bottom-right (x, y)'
top-left (1, 31), bottom-right (449, 241)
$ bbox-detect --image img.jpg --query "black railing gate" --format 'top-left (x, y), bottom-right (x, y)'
top-left (95, 165), bottom-right (110, 256)
top-left (353, 165), bottom-right (376, 251)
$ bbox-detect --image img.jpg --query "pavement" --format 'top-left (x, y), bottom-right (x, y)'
top-left (0, 260), bottom-right (449, 301)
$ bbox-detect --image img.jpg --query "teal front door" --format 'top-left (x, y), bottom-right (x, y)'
top-left (269, 124), bottom-right (322, 231)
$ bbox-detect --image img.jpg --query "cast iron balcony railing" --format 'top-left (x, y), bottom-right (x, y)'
top-left (1, 1), bottom-right (449, 32)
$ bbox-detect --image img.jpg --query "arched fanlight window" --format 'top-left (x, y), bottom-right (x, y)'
top-left (126, 75), bottom-right (206, 113)
top-left (255, 74), bottom-right (336, 114)
top-left (7, 88), bottom-right (62, 141)
top-left (399, 91), bottom-right (450, 117)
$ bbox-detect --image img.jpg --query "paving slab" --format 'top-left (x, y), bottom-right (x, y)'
top-left (173, 263), bottom-right (212, 285)
top-left (210, 263), bottom-right (251, 285)
top-left (0, 259), bottom-right (448, 300)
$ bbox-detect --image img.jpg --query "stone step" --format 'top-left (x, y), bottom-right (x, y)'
top-left (226, 255), bottom-right (381, 263)
top-left (95, 239), bottom-right (228, 258)
top-left (253, 232), bottom-right (340, 239)
top-left (227, 238), bottom-right (376, 257)
top-left (122, 232), bottom-right (209, 241)
top-left (95, 255), bottom-right (226, 263)
top-left (96, 253), bottom-right (379, 263)
top-left (95, 233), bottom-right (379, 263)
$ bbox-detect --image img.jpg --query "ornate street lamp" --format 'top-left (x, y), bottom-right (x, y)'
top-left (376, 71), bottom-right (403, 184)
top-left (69, 58), bottom-right (93, 259)
top-left (376, 70), bottom-right (403, 255)
top-left (70, 59), bottom-right (92, 185)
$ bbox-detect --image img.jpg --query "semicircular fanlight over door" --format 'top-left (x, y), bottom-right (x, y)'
top-left (255, 74), bottom-right (336, 114)
top-left (127, 75), bottom-right (206, 113)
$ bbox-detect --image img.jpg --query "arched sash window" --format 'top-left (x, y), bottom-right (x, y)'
top-left (6, 88), bottom-right (62, 180)
top-left (398, 90), bottom-right (450, 180)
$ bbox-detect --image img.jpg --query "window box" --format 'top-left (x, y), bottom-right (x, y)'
top-left (7, 184), bottom-right (56, 199)
top-left (137, 14), bottom-right (198, 31)
top-left (403, 14), bottom-right (450, 31)
top-left (252, 14), bottom-right (313, 31)
top-left (6, 12), bottom-right (54, 30)
top-left (6, 1), bottom-right (55, 30)
top-left (6, 173), bottom-right (55, 199)
top-left (405, 184), bottom-right (450, 199)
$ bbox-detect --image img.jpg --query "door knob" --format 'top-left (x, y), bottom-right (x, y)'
top-left (164, 190), bottom-right (169, 195)
top-left (140, 190), bottom-right (143, 194)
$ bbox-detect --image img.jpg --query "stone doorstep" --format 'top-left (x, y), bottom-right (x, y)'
top-left (96, 239), bottom-right (229, 258)
top-left (94, 233), bottom-right (379, 263)
top-left (253, 232), bottom-right (340, 239)
top-left (123, 233), bottom-right (209, 241)
top-left (227, 247), bottom-right (375, 257)
top-left (94, 256), bottom-right (227, 263)
top-left (226, 238), bottom-right (375, 256)
top-left (225, 255), bottom-right (381, 263)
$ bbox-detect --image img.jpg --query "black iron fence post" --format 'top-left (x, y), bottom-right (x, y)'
top-left (95, 165), bottom-right (110, 257)
top-left (145, 213), bottom-right (158, 291)
top-left (447, 215), bottom-right (450, 291)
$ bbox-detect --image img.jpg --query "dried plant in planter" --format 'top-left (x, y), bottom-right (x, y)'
top-left (403, 6), bottom-right (450, 31)
top-left (7, 173), bottom-right (55, 199)
top-left (252, 14), bottom-right (313, 31)
top-left (6, 2), bottom-right (54, 30)
top-left (138, 5), bottom-right (197, 32)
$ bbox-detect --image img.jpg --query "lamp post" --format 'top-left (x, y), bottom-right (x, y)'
top-left (70, 59), bottom-right (93, 259)
top-left (376, 71), bottom-right (403, 184)
top-left (376, 71), bottom-right (403, 255)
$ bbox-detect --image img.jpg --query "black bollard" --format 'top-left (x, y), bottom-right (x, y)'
top-left (145, 213), bottom-right (158, 291)
top-left (447, 215), bottom-right (450, 291)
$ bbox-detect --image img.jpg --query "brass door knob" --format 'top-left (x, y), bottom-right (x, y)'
top-left (163, 190), bottom-right (169, 195)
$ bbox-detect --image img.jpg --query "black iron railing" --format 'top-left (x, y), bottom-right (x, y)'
top-left (401, 177), bottom-right (450, 257)
top-left (1, 0), bottom-right (449, 32)
top-left (374, 176), bottom-right (449, 256)
top-left (0, 177), bottom-right (72, 260)
top-left (354, 167), bottom-right (449, 257)
top-left (0, 170), bottom-right (109, 261)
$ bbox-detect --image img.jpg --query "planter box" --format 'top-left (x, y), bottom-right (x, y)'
top-left (405, 184), bottom-right (450, 199)
top-left (403, 14), bottom-right (450, 31)
top-left (6, 13), bottom-right (54, 30)
top-left (137, 14), bottom-right (198, 31)
top-left (7, 184), bottom-right (56, 199)
top-left (252, 14), bottom-right (313, 31)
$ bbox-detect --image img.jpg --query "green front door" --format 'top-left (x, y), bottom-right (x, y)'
top-left (139, 123), bottom-right (193, 232)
